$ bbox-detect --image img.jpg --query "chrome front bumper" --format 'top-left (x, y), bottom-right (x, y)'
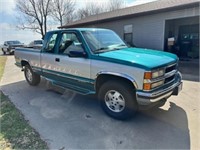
top-left (136, 72), bottom-right (182, 106)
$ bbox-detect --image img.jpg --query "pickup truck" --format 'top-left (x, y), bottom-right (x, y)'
top-left (15, 28), bottom-right (182, 120)
top-left (1, 40), bottom-right (24, 55)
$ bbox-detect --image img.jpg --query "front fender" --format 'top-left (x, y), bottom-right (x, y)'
top-left (96, 71), bottom-right (138, 89)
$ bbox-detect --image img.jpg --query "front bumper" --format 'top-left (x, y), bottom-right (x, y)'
top-left (136, 72), bottom-right (182, 108)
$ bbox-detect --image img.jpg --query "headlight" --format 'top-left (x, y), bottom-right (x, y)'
top-left (143, 69), bottom-right (165, 91)
top-left (144, 69), bottom-right (165, 79)
top-left (143, 80), bottom-right (165, 90)
top-left (152, 69), bottom-right (165, 78)
top-left (151, 80), bottom-right (164, 88)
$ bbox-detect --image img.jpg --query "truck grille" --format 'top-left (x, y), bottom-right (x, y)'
top-left (165, 64), bottom-right (177, 74)
top-left (165, 75), bottom-right (175, 83)
top-left (164, 63), bottom-right (177, 84)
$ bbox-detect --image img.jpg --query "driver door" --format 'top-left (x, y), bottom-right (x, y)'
top-left (54, 32), bottom-right (92, 92)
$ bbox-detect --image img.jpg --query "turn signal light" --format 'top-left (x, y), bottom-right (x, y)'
top-left (144, 72), bottom-right (152, 79)
top-left (143, 83), bottom-right (151, 90)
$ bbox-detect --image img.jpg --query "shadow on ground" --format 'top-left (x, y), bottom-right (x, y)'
top-left (1, 79), bottom-right (190, 149)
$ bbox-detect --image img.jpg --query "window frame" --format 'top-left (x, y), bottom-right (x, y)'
top-left (57, 31), bottom-right (85, 56)
top-left (43, 32), bottom-right (59, 54)
top-left (123, 24), bottom-right (133, 46)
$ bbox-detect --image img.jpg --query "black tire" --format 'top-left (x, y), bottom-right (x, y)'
top-left (98, 81), bottom-right (138, 120)
top-left (24, 65), bottom-right (40, 86)
top-left (9, 51), bottom-right (14, 55)
top-left (2, 48), bottom-right (6, 55)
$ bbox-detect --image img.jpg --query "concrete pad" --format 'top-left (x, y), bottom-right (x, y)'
top-left (0, 56), bottom-right (199, 149)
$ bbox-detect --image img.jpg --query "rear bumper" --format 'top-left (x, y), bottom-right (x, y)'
top-left (3, 48), bottom-right (15, 53)
top-left (8, 48), bottom-right (15, 53)
top-left (136, 72), bottom-right (182, 108)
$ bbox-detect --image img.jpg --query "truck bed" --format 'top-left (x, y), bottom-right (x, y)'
top-left (15, 47), bottom-right (41, 69)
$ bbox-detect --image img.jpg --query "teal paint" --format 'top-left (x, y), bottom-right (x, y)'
top-left (42, 70), bottom-right (95, 93)
top-left (42, 68), bottom-right (94, 84)
top-left (97, 48), bottom-right (178, 70)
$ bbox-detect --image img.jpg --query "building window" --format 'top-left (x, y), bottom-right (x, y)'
top-left (124, 24), bottom-right (133, 46)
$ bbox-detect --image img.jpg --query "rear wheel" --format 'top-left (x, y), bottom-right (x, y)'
top-left (2, 49), bottom-right (6, 55)
top-left (98, 81), bottom-right (138, 120)
top-left (9, 51), bottom-right (14, 55)
top-left (24, 65), bottom-right (40, 86)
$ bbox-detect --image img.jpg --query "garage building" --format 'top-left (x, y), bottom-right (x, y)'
top-left (60, 0), bottom-right (199, 60)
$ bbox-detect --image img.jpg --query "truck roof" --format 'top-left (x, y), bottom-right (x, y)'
top-left (47, 28), bottom-right (111, 33)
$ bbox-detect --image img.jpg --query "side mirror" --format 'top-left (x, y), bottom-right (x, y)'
top-left (68, 50), bottom-right (87, 58)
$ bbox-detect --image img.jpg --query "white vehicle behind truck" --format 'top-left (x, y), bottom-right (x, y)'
top-left (1, 40), bottom-right (24, 55)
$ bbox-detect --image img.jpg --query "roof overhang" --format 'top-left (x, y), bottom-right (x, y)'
top-left (59, 1), bottom-right (199, 28)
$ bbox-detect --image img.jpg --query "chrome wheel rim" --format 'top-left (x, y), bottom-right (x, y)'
top-left (104, 90), bottom-right (125, 113)
top-left (26, 68), bottom-right (32, 82)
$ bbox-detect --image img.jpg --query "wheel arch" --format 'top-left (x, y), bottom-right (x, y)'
top-left (21, 59), bottom-right (30, 67)
top-left (95, 72), bottom-right (138, 93)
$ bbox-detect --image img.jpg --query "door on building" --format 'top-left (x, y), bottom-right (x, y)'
top-left (178, 24), bottom-right (199, 59)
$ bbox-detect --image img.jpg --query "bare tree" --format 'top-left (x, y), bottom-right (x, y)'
top-left (75, 0), bottom-right (125, 20)
top-left (16, 0), bottom-right (52, 39)
top-left (51, 0), bottom-right (75, 26)
top-left (107, 0), bottom-right (125, 11)
top-left (75, 2), bottom-right (104, 20)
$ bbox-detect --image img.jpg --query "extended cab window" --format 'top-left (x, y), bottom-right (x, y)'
top-left (45, 33), bottom-right (58, 53)
top-left (58, 32), bottom-right (84, 55)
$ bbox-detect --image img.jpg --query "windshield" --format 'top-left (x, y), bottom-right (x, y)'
top-left (7, 41), bottom-right (21, 45)
top-left (82, 30), bottom-right (127, 53)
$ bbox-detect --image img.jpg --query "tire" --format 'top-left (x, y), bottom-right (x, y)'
top-left (7, 48), bottom-right (11, 55)
top-left (24, 65), bottom-right (40, 86)
top-left (98, 81), bottom-right (138, 120)
top-left (9, 51), bottom-right (14, 55)
top-left (2, 50), bottom-right (6, 55)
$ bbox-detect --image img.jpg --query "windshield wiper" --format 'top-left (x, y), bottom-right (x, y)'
top-left (113, 44), bottom-right (127, 48)
top-left (93, 44), bottom-right (127, 54)
top-left (118, 44), bottom-right (126, 46)
top-left (93, 47), bottom-right (109, 53)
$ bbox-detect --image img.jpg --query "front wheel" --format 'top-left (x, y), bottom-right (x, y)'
top-left (24, 65), bottom-right (40, 86)
top-left (98, 81), bottom-right (138, 120)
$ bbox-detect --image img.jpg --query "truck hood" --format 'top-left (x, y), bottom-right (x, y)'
top-left (98, 48), bottom-right (178, 70)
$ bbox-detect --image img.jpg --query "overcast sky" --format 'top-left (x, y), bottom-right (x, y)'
top-left (0, 0), bottom-right (157, 44)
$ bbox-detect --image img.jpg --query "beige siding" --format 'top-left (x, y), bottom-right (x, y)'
top-left (84, 6), bottom-right (199, 51)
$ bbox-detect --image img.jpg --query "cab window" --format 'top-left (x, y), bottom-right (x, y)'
top-left (58, 33), bottom-right (84, 55)
top-left (45, 33), bottom-right (58, 53)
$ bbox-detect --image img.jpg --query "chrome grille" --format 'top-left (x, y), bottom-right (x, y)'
top-left (165, 75), bottom-right (175, 83)
top-left (164, 63), bottom-right (177, 84)
top-left (165, 63), bottom-right (177, 74)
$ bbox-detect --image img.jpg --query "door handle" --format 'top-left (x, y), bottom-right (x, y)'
top-left (55, 58), bottom-right (60, 62)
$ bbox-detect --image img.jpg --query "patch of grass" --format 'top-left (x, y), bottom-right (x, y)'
top-left (0, 56), bottom-right (48, 149)
top-left (0, 56), bottom-right (7, 80)
top-left (0, 92), bottom-right (48, 149)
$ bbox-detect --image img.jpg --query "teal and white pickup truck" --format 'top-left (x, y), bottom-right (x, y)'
top-left (15, 28), bottom-right (182, 119)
